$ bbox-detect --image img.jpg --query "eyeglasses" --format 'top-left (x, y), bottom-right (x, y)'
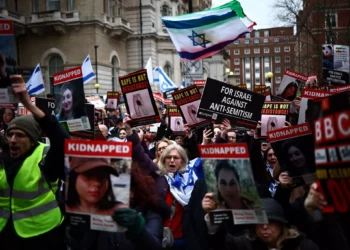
top-left (165, 155), bottom-right (181, 161)
top-left (157, 146), bottom-right (167, 152)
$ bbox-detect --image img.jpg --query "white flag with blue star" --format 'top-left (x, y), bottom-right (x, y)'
top-left (26, 64), bottom-right (45, 95)
top-left (153, 67), bottom-right (177, 93)
top-left (82, 55), bottom-right (96, 84)
top-left (161, 0), bottom-right (255, 61)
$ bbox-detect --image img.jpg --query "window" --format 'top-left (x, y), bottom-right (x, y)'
top-left (164, 64), bottom-right (172, 79)
top-left (263, 38), bottom-right (268, 43)
top-left (245, 39), bottom-right (250, 44)
top-left (285, 56), bottom-right (290, 63)
top-left (177, 5), bottom-right (182, 15)
top-left (284, 36), bottom-right (289, 42)
top-left (275, 66), bottom-right (281, 73)
top-left (245, 33), bottom-right (251, 38)
top-left (33, 0), bottom-right (39, 12)
top-left (274, 47), bottom-right (280, 53)
top-left (108, 0), bottom-right (114, 17)
top-left (325, 13), bottom-right (337, 27)
top-left (226, 50), bottom-right (230, 55)
top-left (235, 78), bottom-right (240, 84)
top-left (255, 68), bottom-right (260, 73)
top-left (264, 48), bottom-right (270, 53)
top-left (274, 37), bottom-right (280, 42)
top-left (254, 31), bottom-right (260, 38)
top-left (161, 4), bottom-right (171, 16)
top-left (234, 49), bottom-right (240, 55)
top-left (264, 30), bottom-right (269, 37)
top-left (254, 48), bottom-right (260, 54)
top-left (245, 58), bottom-right (250, 63)
top-left (246, 69), bottom-right (250, 74)
top-left (276, 76), bottom-right (281, 83)
top-left (275, 56), bottom-right (280, 63)
top-left (285, 67), bottom-right (291, 71)
top-left (244, 49), bottom-right (250, 54)
top-left (234, 40), bottom-right (239, 45)
top-left (111, 56), bottom-right (119, 91)
top-left (234, 59), bottom-right (240, 65)
top-left (284, 46), bottom-right (290, 52)
top-left (255, 78), bottom-right (260, 83)
top-left (246, 79), bottom-right (251, 84)
top-left (68, 0), bottom-right (74, 11)
top-left (47, 0), bottom-right (60, 11)
top-left (49, 55), bottom-right (64, 93)
top-left (254, 38), bottom-right (259, 44)
top-left (0, 0), bottom-right (5, 8)
top-left (234, 68), bottom-right (240, 74)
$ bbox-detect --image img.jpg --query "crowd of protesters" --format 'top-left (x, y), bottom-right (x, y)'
top-left (0, 76), bottom-right (348, 250)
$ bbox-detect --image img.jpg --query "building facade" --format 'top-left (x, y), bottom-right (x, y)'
top-left (1, 0), bottom-right (228, 96)
top-left (227, 27), bottom-right (296, 94)
top-left (295, 0), bottom-right (350, 78)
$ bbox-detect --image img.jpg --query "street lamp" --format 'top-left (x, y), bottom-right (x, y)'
top-left (266, 72), bottom-right (273, 87)
top-left (94, 45), bottom-right (99, 94)
top-left (94, 83), bottom-right (100, 94)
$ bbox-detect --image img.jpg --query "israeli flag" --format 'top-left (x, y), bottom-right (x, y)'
top-left (145, 57), bottom-right (153, 84)
top-left (82, 55), bottom-right (96, 84)
top-left (153, 67), bottom-right (177, 93)
top-left (26, 64), bottom-right (45, 95)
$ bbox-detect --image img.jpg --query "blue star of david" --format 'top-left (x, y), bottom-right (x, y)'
top-left (188, 30), bottom-right (210, 48)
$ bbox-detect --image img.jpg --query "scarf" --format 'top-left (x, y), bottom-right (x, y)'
top-left (165, 157), bottom-right (203, 206)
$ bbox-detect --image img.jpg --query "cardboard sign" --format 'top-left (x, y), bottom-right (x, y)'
top-left (312, 91), bottom-right (350, 215)
top-left (260, 102), bottom-right (290, 137)
top-left (172, 85), bottom-right (211, 130)
top-left (167, 105), bottom-right (185, 135)
top-left (86, 96), bottom-right (105, 110)
top-left (199, 144), bottom-right (267, 225)
top-left (254, 86), bottom-right (271, 101)
top-left (65, 140), bottom-right (132, 232)
top-left (267, 123), bottom-right (316, 187)
top-left (106, 91), bottom-right (120, 110)
top-left (277, 70), bottom-right (308, 100)
top-left (118, 69), bottom-right (160, 127)
top-left (197, 78), bottom-right (265, 129)
top-left (53, 67), bottom-right (90, 132)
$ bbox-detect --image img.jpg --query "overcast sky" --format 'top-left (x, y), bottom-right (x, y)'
top-left (240, 0), bottom-right (279, 29)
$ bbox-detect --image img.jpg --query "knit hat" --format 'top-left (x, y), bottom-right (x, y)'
top-left (7, 115), bottom-right (41, 142)
top-left (69, 157), bottom-right (118, 176)
top-left (261, 198), bottom-right (288, 224)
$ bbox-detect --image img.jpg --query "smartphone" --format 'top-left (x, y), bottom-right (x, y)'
top-left (206, 124), bottom-right (214, 138)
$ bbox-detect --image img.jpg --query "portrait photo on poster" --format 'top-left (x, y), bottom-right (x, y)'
top-left (276, 75), bottom-right (299, 101)
top-left (125, 89), bottom-right (155, 119)
top-left (204, 159), bottom-right (263, 211)
top-left (170, 116), bottom-right (184, 132)
top-left (261, 115), bottom-right (286, 136)
top-left (65, 156), bottom-right (131, 216)
top-left (180, 100), bottom-right (205, 125)
top-left (273, 137), bottom-right (315, 179)
top-left (55, 79), bottom-right (87, 122)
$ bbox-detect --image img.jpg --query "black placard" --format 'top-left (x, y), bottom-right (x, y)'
top-left (197, 78), bottom-right (265, 129)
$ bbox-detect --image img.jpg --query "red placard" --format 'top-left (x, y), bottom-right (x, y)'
top-left (0, 20), bottom-right (13, 35)
top-left (65, 139), bottom-right (132, 158)
top-left (53, 66), bottom-right (83, 85)
top-left (284, 70), bottom-right (308, 82)
top-left (267, 123), bottom-right (312, 142)
top-left (199, 143), bottom-right (249, 159)
top-left (301, 89), bottom-right (332, 99)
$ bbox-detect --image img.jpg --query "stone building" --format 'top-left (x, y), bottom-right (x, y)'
top-left (1, 0), bottom-right (229, 96)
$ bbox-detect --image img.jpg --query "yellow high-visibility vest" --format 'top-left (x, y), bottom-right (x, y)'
top-left (0, 143), bottom-right (63, 238)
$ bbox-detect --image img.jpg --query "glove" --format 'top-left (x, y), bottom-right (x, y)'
top-left (112, 208), bottom-right (145, 237)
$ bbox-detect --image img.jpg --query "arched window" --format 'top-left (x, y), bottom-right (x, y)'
top-left (48, 55), bottom-right (63, 93)
top-left (111, 56), bottom-right (119, 91)
top-left (164, 64), bottom-right (172, 79)
top-left (161, 4), bottom-right (171, 16)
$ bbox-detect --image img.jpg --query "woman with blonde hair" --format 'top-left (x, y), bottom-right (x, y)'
top-left (153, 138), bottom-right (173, 164)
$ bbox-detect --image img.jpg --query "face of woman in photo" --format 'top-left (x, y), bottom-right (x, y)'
top-left (284, 85), bottom-right (296, 98)
top-left (3, 109), bottom-right (14, 123)
top-left (165, 149), bottom-right (182, 173)
top-left (288, 146), bottom-right (306, 168)
top-left (217, 168), bottom-right (240, 204)
top-left (62, 88), bottom-right (73, 113)
top-left (75, 168), bottom-right (109, 206)
top-left (157, 141), bottom-right (169, 158)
